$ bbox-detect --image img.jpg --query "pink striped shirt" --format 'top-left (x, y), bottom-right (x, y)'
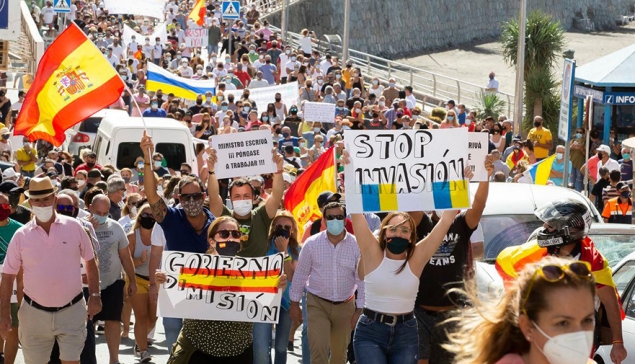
top-left (3, 214), bottom-right (95, 307)
top-left (290, 231), bottom-right (364, 308)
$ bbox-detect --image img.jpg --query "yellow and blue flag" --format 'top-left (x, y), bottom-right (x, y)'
top-left (146, 63), bottom-right (215, 100)
top-left (525, 154), bottom-right (557, 185)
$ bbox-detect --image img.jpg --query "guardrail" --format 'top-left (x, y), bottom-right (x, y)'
top-left (266, 21), bottom-right (515, 116)
top-left (19, 0), bottom-right (44, 75)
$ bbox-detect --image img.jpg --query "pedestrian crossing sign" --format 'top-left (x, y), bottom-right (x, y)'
top-left (54, 0), bottom-right (70, 13)
top-left (222, 1), bottom-right (240, 20)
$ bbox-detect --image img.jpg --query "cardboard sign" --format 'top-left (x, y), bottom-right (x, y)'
top-left (211, 130), bottom-right (276, 179)
top-left (468, 133), bottom-right (489, 181)
top-left (223, 82), bottom-right (299, 112)
top-left (185, 29), bottom-right (209, 48)
top-left (302, 102), bottom-right (335, 123)
top-left (344, 129), bottom-right (471, 213)
top-left (157, 251), bottom-right (283, 323)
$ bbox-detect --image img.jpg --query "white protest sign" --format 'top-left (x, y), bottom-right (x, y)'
top-left (344, 129), bottom-right (471, 213)
top-left (185, 29), bottom-right (209, 48)
top-left (211, 130), bottom-right (276, 179)
top-left (468, 133), bottom-right (489, 181)
top-left (303, 102), bottom-right (335, 123)
top-left (104, 0), bottom-right (165, 19)
top-left (224, 82), bottom-right (299, 111)
top-left (0, 265), bottom-right (19, 303)
top-left (122, 23), bottom-right (167, 48)
top-left (157, 251), bottom-right (283, 323)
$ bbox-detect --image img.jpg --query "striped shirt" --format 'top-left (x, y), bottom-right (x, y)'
top-left (290, 231), bottom-right (364, 308)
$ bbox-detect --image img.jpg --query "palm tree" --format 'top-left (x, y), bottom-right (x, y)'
top-left (500, 11), bottom-right (565, 127)
top-left (476, 91), bottom-right (506, 121)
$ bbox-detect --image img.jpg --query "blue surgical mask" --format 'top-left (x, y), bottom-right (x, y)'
top-left (262, 116), bottom-right (269, 122)
top-left (326, 219), bottom-right (345, 235)
top-left (447, 116), bottom-right (454, 121)
top-left (576, 133), bottom-right (583, 139)
top-left (94, 214), bottom-right (108, 225)
top-left (623, 153), bottom-right (630, 160)
top-left (222, 106), bottom-right (228, 111)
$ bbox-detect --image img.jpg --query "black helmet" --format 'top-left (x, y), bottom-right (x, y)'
top-left (534, 199), bottom-right (592, 248)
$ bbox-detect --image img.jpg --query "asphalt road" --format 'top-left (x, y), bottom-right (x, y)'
top-left (11, 319), bottom-right (306, 364)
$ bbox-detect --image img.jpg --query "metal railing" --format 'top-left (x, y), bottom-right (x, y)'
top-left (17, 0), bottom-right (44, 76)
top-left (266, 21), bottom-right (515, 116)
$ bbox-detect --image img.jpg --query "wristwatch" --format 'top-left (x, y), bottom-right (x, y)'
top-left (90, 293), bottom-right (101, 297)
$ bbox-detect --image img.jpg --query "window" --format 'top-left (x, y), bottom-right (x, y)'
top-left (589, 235), bottom-right (635, 268)
top-left (116, 142), bottom-right (186, 170)
top-left (78, 117), bottom-right (103, 134)
top-left (481, 215), bottom-right (544, 259)
top-left (614, 261), bottom-right (635, 318)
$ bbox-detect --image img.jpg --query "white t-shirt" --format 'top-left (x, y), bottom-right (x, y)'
top-left (150, 223), bottom-right (166, 247)
top-left (142, 44), bottom-right (154, 58)
top-left (249, 79), bottom-right (269, 89)
top-left (41, 6), bottom-right (56, 24)
top-left (278, 54), bottom-right (290, 77)
top-left (299, 36), bottom-right (312, 54)
top-left (178, 66), bottom-right (193, 78)
top-left (111, 44), bottom-right (124, 60)
top-left (320, 60), bottom-right (332, 76)
top-left (68, 4), bottom-right (77, 20)
top-left (106, 54), bottom-right (119, 67)
top-left (597, 158), bottom-right (621, 180)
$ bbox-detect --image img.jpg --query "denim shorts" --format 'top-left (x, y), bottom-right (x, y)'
top-left (353, 313), bottom-right (418, 364)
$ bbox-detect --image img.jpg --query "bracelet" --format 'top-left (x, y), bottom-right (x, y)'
top-left (613, 340), bottom-right (624, 344)
top-left (284, 256), bottom-right (292, 262)
top-left (149, 283), bottom-right (157, 287)
top-left (144, 162), bottom-right (151, 166)
top-left (209, 171), bottom-right (215, 175)
top-left (275, 170), bottom-right (283, 174)
top-left (90, 293), bottom-right (101, 297)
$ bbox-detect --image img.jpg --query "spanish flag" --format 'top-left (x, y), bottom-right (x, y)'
top-left (14, 23), bottom-right (124, 146)
top-left (178, 266), bottom-right (281, 293)
top-left (284, 147), bottom-right (337, 236)
top-left (524, 154), bottom-right (556, 185)
top-left (188, 0), bottom-right (207, 27)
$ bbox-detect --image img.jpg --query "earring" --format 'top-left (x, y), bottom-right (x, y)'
top-left (526, 336), bottom-right (531, 342)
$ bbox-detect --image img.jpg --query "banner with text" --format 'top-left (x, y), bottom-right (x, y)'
top-left (468, 133), bottom-right (489, 181)
top-left (344, 129), bottom-right (471, 213)
top-left (224, 82), bottom-right (299, 113)
top-left (303, 102), bottom-right (335, 123)
top-left (105, 0), bottom-right (165, 19)
top-left (185, 29), bottom-right (209, 47)
top-left (122, 23), bottom-right (167, 48)
top-left (157, 251), bottom-right (283, 323)
top-left (211, 130), bottom-right (276, 179)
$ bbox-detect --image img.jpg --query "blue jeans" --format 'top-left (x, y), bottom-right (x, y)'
top-left (253, 308), bottom-right (293, 364)
top-left (301, 290), bottom-right (310, 364)
top-left (570, 166), bottom-right (584, 192)
top-left (207, 44), bottom-right (219, 55)
top-left (163, 317), bottom-right (183, 355)
top-left (353, 314), bottom-right (419, 364)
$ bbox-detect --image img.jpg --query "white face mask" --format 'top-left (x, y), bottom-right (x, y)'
top-left (130, 206), bottom-right (138, 216)
top-left (232, 199), bottom-right (252, 216)
top-left (533, 322), bottom-right (593, 364)
top-left (77, 179), bottom-right (86, 187)
top-left (32, 205), bottom-right (54, 222)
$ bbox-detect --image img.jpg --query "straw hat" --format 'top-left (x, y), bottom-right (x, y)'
top-left (25, 177), bottom-right (57, 198)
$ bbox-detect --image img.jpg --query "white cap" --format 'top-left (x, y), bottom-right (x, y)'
top-left (2, 168), bottom-right (18, 180)
top-left (597, 144), bottom-right (611, 154)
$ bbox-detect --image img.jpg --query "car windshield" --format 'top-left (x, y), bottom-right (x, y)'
top-left (78, 117), bottom-right (101, 134)
top-left (590, 235), bottom-right (635, 268)
top-left (613, 261), bottom-right (635, 297)
top-left (481, 215), bottom-right (543, 260)
top-left (116, 142), bottom-right (186, 170)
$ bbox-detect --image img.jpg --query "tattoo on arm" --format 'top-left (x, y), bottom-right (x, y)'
top-left (150, 198), bottom-right (168, 223)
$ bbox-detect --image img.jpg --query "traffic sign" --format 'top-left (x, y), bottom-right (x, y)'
top-left (557, 59), bottom-right (575, 141)
top-left (53, 0), bottom-right (70, 13)
top-left (603, 92), bottom-right (635, 105)
top-left (222, 1), bottom-right (240, 20)
top-left (0, 0), bottom-right (20, 40)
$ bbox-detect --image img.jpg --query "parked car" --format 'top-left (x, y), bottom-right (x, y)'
top-left (65, 109), bottom-right (128, 155)
top-left (594, 249), bottom-right (635, 364)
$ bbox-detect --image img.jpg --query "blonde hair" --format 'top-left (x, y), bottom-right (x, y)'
top-left (443, 256), bottom-right (595, 364)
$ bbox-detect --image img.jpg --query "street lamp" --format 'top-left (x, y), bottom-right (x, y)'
top-left (513, 0), bottom-right (527, 136)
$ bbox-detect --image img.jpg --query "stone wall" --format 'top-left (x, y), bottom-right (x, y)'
top-left (264, 0), bottom-right (634, 58)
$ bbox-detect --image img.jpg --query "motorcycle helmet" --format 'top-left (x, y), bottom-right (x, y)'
top-left (533, 198), bottom-right (592, 249)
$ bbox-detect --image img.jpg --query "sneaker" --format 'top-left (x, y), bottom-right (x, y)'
top-left (139, 351), bottom-right (152, 363)
top-left (134, 344), bottom-right (141, 357)
top-left (287, 341), bottom-right (294, 352)
top-left (95, 325), bottom-right (105, 335)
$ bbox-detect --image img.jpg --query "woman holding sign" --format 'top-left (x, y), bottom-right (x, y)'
top-left (342, 152), bottom-right (468, 364)
top-left (253, 211), bottom-right (301, 364)
top-left (156, 216), bottom-right (288, 364)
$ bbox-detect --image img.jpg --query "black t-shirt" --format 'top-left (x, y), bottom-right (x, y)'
top-left (188, 105), bottom-right (204, 115)
top-left (592, 178), bottom-right (611, 211)
top-left (283, 117), bottom-right (302, 137)
top-left (415, 211), bottom-right (476, 307)
top-left (327, 65), bottom-right (342, 75)
top-left (0, 98), bottom-right (11, 122)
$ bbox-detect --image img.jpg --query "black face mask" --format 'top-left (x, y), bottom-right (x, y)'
top-left (275, 97), bottom-right (281, 102)
top-left (216, 241), bottom-right (241, 256)
top-left (597, 152), bottom-right (604, 159)
top-left (139, 215), bottom-right (156, 229)
top-left (196, 99), bottom-right (203, 105)
top-left (534, 121), bottom-right (541, 127)
top-left (86, 162), bottom-right (95, 168)
top-left (228, 97), bottom-right (234, 103)
top-left (274, 227), bottom-right (290, 239)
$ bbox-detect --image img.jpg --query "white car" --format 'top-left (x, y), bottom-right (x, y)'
top-left (65, 109), bottom-right (128, 155)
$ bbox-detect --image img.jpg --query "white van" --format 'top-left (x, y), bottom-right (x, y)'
top-left (65, 109), bottom-right (129, 155)
top-left (93, 117), bottom-right (197, 175)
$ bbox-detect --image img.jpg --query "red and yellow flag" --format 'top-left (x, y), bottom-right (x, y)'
top-left (178, 266), bottom-right (281, 293)
top-left (284, 147), bottom-right (337, 236)
top-left (14, 23), bottom-right (124, 146)
top-left (188, 0), bottom-right (207, 27)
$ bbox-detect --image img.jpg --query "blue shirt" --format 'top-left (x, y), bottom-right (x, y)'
top-left (260, 64), bottom-right (277, 85)
top-left (159, 206), bottom-right (215, 253)
top-left (143, 108), bottom-right (167, 117)
top-left (549, 159), bottom-right (572, 187)
top-left (620, 159), bottom-right (633, 182)
top-left (278, 137), bottom-right (299, 152)
top-left (458, 112), bottom-right (466, 125)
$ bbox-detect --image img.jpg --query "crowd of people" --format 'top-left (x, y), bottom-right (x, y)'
top-left (0, 0), bottom-right (628, 364)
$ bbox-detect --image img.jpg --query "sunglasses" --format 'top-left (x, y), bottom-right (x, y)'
top-left (128, 200), bottom-right (139, 206)
top-left (325, 214), bottom-right (345, 221)
top-left (275, 224), bottom-right (292, 231)
top-left (181, 192), bottom-right (204, 202)
top-left (56, 205), bottom-right (75, 212)
top-left (180, 170), bottom-right (190, 175)
top-left (521, 261), bottom-right (592, 314)
top-left (140, 213), bottom-right (154, 219)
top-left (215, 230), bottom-right (242, 239)
top-left (385, 225), bottom-right (411, 235)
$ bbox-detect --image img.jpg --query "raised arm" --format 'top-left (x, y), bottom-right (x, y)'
top-left (140, 131), bottom-right (167, 223)
top-left (409, 210), bottom-right (457, 275)
top-left (205, 148), bottom-right (224, 217)
top-left (265, 150), bottom-right (285, 218)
